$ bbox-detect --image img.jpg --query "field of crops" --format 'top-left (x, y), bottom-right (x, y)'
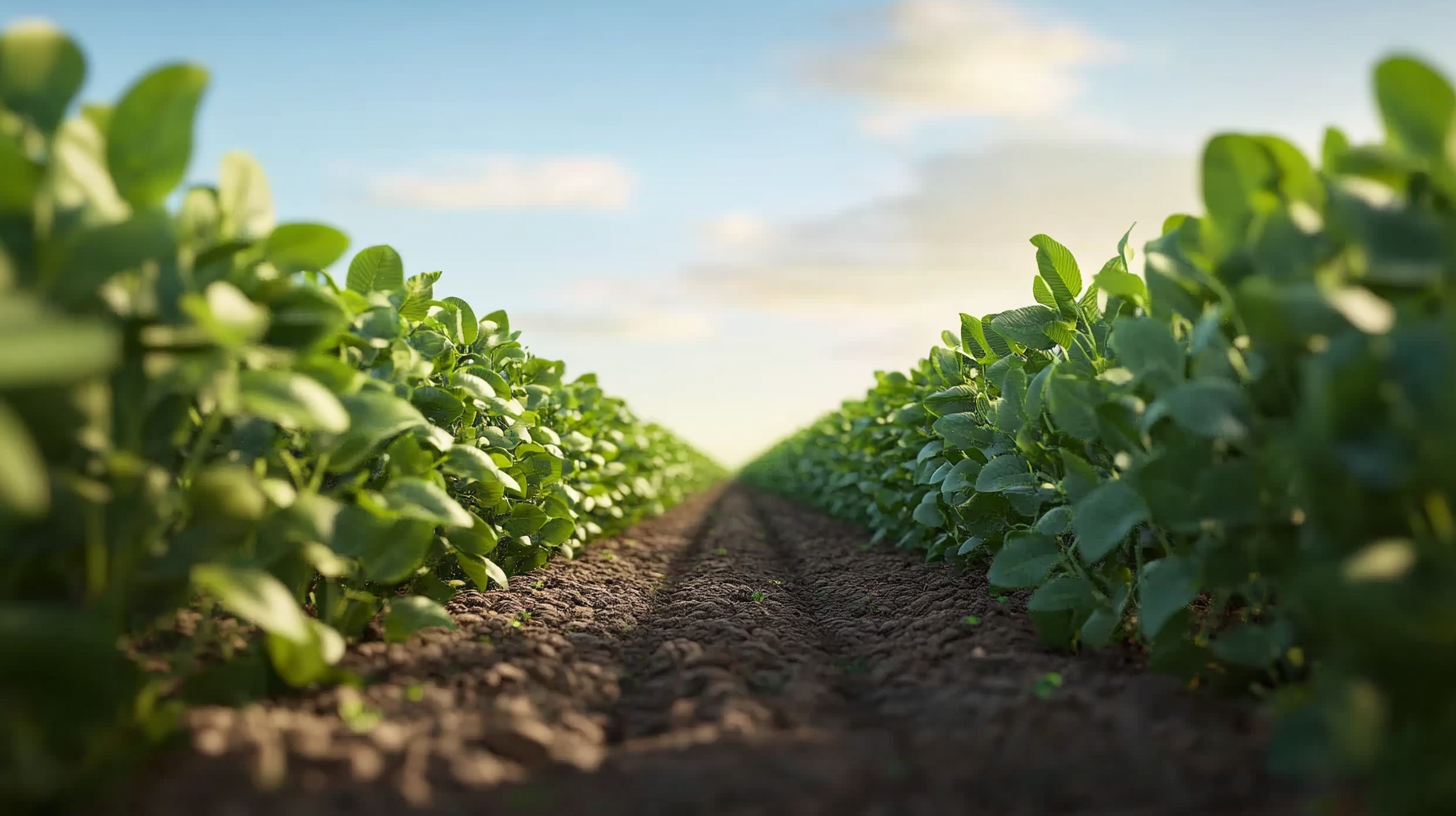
top-left (2, 17), bottom-right (1454, 816)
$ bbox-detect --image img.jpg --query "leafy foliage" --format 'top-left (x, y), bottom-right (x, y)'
top-left (742, 55), bottom-right (1456, 816)
top-left (0, 22), bottom-right (721, 812)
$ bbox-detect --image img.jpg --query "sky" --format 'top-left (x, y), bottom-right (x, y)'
top-left (8, 0), bottom-right (1456, 467)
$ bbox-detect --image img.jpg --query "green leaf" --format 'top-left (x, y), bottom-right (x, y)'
top-left (1373, 56), bottom-right (1456, 163)
top-left (0, 21), bottom-right (86, 134)
top-left (266, 223), bottom-right (349, 275)
top-left (441, 445), bottom-right (523, 496)
top-left (1081, 584), bottom-right (1130, 648)
top-left (1027, 575), bottom-right (1096, 612)
top-left (382, 478), bottom-right (473, 527)
top-left (359, 518), bottom-right (435, 584)
top-left (941, 459), bottom-right (981, 495)
top-left (218, 150), bottom-right (276, 241)
top-left (976, 454), bottom-right (1034, 493)
top-left (913, 494), bottom-right (945, 527)
top-left (1156, 380), bottom-right (1252, 442)
top-left (924, 384), bottom-right (977, 417)
top-left (1032, 276), bottom-right (1057, 308)
top-left (0, 400), bottom-right (48, 517)
top-left (1138, 555), bottom-right (1199, 639)
top-left (990, 305), bottom-right (1059, 350)
top-left (1201, 134), bottom-right (1277, 243)
top-left (346, 245), bottom-right (405, 294)
top-left (238, 370), bottom-right (349, 433)
top-left (56, 208), bottom-right (177, 305)
top-left (442, 297), bottom-right (479, 345)
top-left (455, 550), bottom-right (508, 590)
top-left (986, 533), bottom-right (1061, 588)
top-left (191, 564), bottom-right (310, 644)
top-left (1109, 316), bottom-right (1184, 390)
top-left (503, 504), bottom-right (550, 538)
top-left (106, 63), bottom-right (209, 208)
top-left (384, 596), bottom-right (457, 643)
top-left (1030, 234), bottom-right (1083, 304)
top-left (0, 311), bottom-right (117, 388)
top-left (1045, 375), bottom-right (1100, 441)
top-left (1093, 257), bottom-right (1149, 310)
top-left (0, 129), bottom-right (42, 213)
top-left (266, 618), bottom-right (344, 686)
top-left (1072, 480), bottom-right (1148, 563)
top-left (325, 392), bottom-right (429, 472)
top-left (933, 413), bottom-right (982, 450)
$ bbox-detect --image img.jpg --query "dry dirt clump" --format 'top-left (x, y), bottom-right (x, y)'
top-left (118, 484), bottom-right (1309, 816)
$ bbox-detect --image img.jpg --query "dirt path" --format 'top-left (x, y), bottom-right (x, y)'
top-left (120, 483), bottom-right (1307, 816)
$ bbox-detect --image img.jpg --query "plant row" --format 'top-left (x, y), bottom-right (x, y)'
top-left (741, 55), bottom-right (1456, 816)
top-left (0, 21), bottom-right (722, 812)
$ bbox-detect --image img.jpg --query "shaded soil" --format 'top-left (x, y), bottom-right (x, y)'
top-left (117, 483), bottom-right (1311, 816)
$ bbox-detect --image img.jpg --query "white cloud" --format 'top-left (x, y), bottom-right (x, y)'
top-left (700, 213), bottom-right (775, 250)
top-left (681, 139), bottom-right (1200, 325)
top-left (512, 279), bottom-right (716, 343)
top-left (368, 155), bottom-right (636, 211)
top-left (802, 0), bottom-right (1121, 136)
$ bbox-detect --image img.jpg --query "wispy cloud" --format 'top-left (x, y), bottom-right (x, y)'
top-left (368, 155), bottom-right (636, 211)
top-left (700, 212), bottom-right (775, 250)
top-left (681, 139), bottom-right (1199, 325)
top-left (512, 279), bottom-right (716, 343)
top-left (801, 0), bottom-right (1121, 137)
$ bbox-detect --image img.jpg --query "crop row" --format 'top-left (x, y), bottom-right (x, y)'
top-left (741, 56), bottom-right (1456, 816)
top-left (0, 21), bottom-right (722, 812)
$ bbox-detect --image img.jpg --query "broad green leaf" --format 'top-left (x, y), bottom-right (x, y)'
top-left (56, 207), bottom-right (177, 304)
top-left (382, 478), bottom-right (473, 527)
top-left (106, 63), bottom-right (209, 208)
top-left (191, 564), bottom-right (310, 644)
top-left (266, 222), bottom-right (349, 275)
top-left (442, 296), bottom-right (479, 345)
top-left (1139, 555), bottom-right (1199, 639)
top-left (411, 386), bottom-right (465, 427)
top-left (1209, 621), bottom-right (1291, 668)
top-left (990, 305), bottom-right (1059, 350)
top-left (1156, 380), bottom-right (1252, 441)
top-left (0, 400), bottom-right (48, 517)
top-left (1030, 234), bottom-right (1083, 303)
top-left (266, 618), bottom-right (344, 686)
top-left (238, 370), bottom-right (349, 433)
top-left (218, 150), bottom-right (275, 241)
top-left (1033, 505), bottom-right (1074, 535)
top-left (0, 21), bottom-right (85, 133)
top-left (924, 384), bottom-right (977, 417)
top-left (359, 519), bottom-right (434, 584)
top-left (913, 494), bottom-right (944, 527)
top-left (987, 533), bottom-right (1060, 588)
top-left (976, 454), bottom-right (1034, 492)
top-left (455, 550), bottom-right (508, 590)
top-left (441, 445), bottom-right (523, 495)
top-left (538, 517), bottom-right (575, 546)
top-left (1046, 375), bottom-right (1099, 441)
top-left (1081, 584), bottom-right (1130, 648)
top-left (1109, 316), bottom-right (1184, 390)
top-left (1073, 480), bottom-right (1148, 563)
top-left (1373, 56), bottom-right (1456, 163)
top-left (346, 245), bottom-right (405, 294)
top-left (325, 392), bottom-right (428, 472)
top-left (1032, 276), bottom-right (1057, 308)
top-left (182, 281), bottom-right (268, 348)
top-left (1025, 364), bottom-right (1053, 419)
top-left (0, 312), bottom-right (117, 388)
top-left (1093, 257), bottom-right (1149, 310)
top-left (941, 458), bottom-right (981, 494)
top-left (503, 504), bottom-right (550, 538)
top-left (980, 313), bottom-right (1013, 357)
top-left (933, 413), bottom-right (981, 450)
top-left (1027, 575), bottom-right (1096, 612)
top-left (1201, 134), bottom-right (1277, 244)
top-left (384, 596), bottom-right (457, 643)
top-left (0, 129), bottom-right (43, 213)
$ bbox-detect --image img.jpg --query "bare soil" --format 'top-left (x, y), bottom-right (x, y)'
top-left (116, 483), bottom-right (1310, 816)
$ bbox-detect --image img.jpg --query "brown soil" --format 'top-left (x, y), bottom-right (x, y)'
top-left (116, 483), bottom-right (1312, 816)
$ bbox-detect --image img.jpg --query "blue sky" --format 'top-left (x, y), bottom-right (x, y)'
top-left (9, 0), bottom-right (1456, 465)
